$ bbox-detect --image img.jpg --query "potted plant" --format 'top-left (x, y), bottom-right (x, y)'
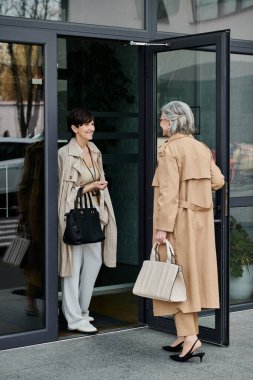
top-left (230, 215), bottom-right (253, 300)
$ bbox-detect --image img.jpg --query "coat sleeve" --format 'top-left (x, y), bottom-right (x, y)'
top-left (97, 151), bottom-right (106, 181)
top-left (58, 150), bottom-right (65, 208)
top-left (97, 150), bottom-right (115, 223)
top-left (58, 149), bottom-right (81, 212)
top-left (210, 157), bottom-right (225, 190)
top-left (58, 151), bottom-right (63, 187)
top-left (154, 148), bottom-right (180, 233)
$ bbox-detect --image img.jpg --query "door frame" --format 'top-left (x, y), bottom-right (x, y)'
top-left (141, 30), bottom-right (230, 346)
top-left (0, 26), bottom-right (58, 350)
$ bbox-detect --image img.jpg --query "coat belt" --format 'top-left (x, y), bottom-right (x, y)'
top-left (179, 200), bottom-right (213, 211)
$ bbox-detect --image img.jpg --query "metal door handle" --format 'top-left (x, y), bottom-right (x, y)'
top-left (214, 219), bottom-right (222, 224)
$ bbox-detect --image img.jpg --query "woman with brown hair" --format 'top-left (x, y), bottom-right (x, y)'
top-left (58, 108), bottom-right (117, 334)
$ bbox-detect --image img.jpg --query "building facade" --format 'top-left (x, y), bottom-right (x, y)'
top-left (0, 0), bottom-right (252, 350)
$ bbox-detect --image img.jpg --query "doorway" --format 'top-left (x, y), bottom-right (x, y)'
top-left (57, 37), bottom-right (141, 337)
top-left (0, 28), bottom-right (230, 350)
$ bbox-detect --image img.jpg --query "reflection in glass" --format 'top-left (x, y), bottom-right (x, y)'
top-left (0, 42), bottom-right (44, 138)
top-left (230, 208), bottom-right (253, 304)
top-left (157, 49), bottom-right (216, 150)
top-left (0, 0), bottom-right (144, 29)
top-left (18, 139), bottom-right (44, 318)
top-left (157, 0), bottom-right (253, 40)
top-left (0, 42), bottom-right (45, 335)
top-left (230, 54), bottom-right (253, 197)
top-left (199, 313), bottom-right (215, 329)
top-left (0, 0), bottom-right (61, 20)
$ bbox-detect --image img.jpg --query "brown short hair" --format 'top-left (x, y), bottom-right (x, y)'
top-left (67, 108), bottom-right (94, 137)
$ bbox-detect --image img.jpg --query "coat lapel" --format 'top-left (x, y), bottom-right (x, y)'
top-left (68, 138), bottom-right (101, 176)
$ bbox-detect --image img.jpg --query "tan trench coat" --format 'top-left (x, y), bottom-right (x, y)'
top-left (58, 138), bottom-right (117, 277)
top-left (152, 133), bottom-right (224, 316)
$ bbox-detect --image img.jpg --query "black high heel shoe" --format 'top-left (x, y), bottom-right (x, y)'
top-left (170, 339), bottom-right (205, 363)
top-left (162, 341), bottom-right (184, 352)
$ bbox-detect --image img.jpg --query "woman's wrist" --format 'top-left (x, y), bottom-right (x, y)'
top-left (82, 183), bottom-right (94, 194)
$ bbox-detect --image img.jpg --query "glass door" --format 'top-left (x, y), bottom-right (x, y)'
top-left (144, 31), bottom-right (230, 345)
top-left (0, 27), bottom-right (57, 350)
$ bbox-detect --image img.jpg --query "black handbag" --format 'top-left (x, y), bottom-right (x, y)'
top-left (63, 188), bottom-right (105, 245)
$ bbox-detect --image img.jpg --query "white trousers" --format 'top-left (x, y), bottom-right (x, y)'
top-left (61, 242), bottom-right (102, 329)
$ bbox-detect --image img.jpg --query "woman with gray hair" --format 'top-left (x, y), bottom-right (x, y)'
top-left (152, 101), bottom-right (224, 362)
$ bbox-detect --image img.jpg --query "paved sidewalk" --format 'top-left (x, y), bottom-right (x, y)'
top-left (0, 309), bottom-right (252, 380)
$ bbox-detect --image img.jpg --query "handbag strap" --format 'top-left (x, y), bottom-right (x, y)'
top-left (75, 187), bottom-right (94, 209)
top-left (75, 188), bottom-right (82, 208)
top-left (84, 192), bottom-right (94, 208)
top-left (150, 239), bottom-right (175, 264)
top-left (17, 221), bottom-right (26, 237)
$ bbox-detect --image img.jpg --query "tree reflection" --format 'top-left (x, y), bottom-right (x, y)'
top-left (0, 0), bottom-right (61, 20)
top-left (0, 42), bottom-right (43, 137)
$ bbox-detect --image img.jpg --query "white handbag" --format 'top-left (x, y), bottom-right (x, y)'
top-left (133, 240), bottom-right (187, 302)
top-left (2, 224), bottom-right (30, 266)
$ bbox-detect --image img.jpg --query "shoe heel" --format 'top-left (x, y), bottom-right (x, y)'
top-left (192, 352), bottom-right (205, 362)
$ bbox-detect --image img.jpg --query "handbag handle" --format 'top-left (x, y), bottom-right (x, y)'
top-left (83, 192), bottom-right (94, 208)
top-left (150, 239), bottom-right (175, 264)
top-left (75, 187), bottom-right (94, 209)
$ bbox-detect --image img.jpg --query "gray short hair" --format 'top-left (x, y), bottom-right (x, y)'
top-left (161, 101), bottom-right (195, 135)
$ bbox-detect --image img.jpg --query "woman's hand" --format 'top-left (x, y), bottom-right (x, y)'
top-left (155, 230), bottom-right (167, 244)
top-left (82, 181), bottom-right (108, 193)
top-left (93, 180), bottom-right (108, 190)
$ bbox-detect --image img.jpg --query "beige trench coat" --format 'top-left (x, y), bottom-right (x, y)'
top-left (58, 138), bottom-right (117, 277)
top-left (152, 133), bottom-right (225, 316)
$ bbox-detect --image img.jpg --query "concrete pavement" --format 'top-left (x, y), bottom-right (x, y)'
top-left (0, 309), bottom-right (252, 380)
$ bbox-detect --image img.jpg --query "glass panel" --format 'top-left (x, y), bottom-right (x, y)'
top-left (156, 47), bottom-right (216, 330)
top-left (230, 54), bottom-right (253, 197)
top-left (57, 37), bottom-right (139, 334)
top-left (0, 0), bottom-right (144, 29)
top-left (0, 0), bottom-right (61, 20)
top-left (157, 0), bottom-right (253, 41)
top-left (0, 42), bottom-right (45, 335)
top-left (157, 49), bottom-right (216, 150)
top-left (230, 207), bottom-right (253, 304)
top-left (95, 160), bottom-right (139, 280)
top-left (198, 313), bottom-right (215, 329)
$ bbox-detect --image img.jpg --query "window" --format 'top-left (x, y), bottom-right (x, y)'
top-left (192, 0), bottom-right (253, 22)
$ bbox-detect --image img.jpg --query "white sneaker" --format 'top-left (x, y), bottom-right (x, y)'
top-left (82, 313), bottom-right (94, 322)
top-left (68, 321), bottom-right (97, 334)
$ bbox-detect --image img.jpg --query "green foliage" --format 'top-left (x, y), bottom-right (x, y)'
top-left (230, 215), bottom-right (253, 277)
